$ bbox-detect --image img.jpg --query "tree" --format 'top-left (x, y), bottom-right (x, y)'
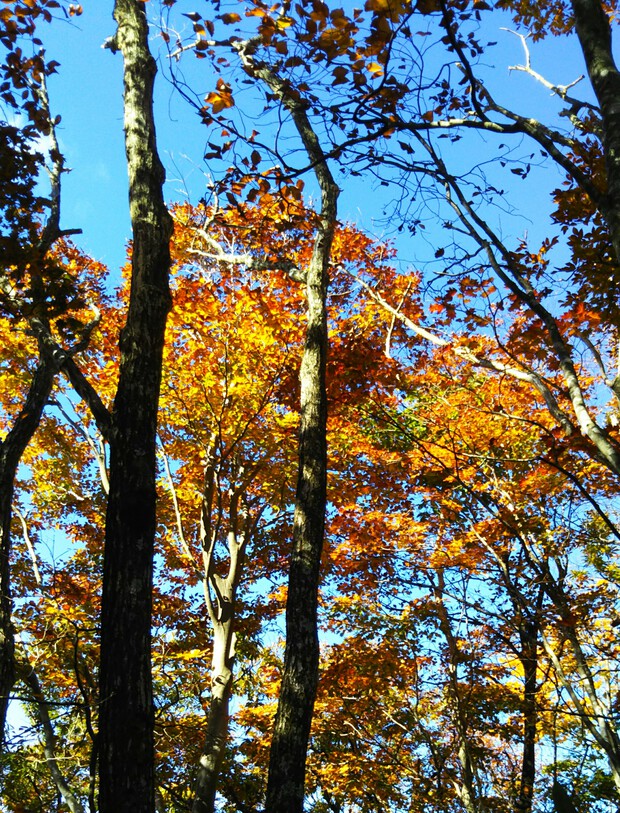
top-left (174, 0), bottom-right (620, 488)
top-left (162, 200), bottom-right (309, 812)
top-left (160, 202), bottom-right (408, 811)
top-left (0, 0), bottom-right (94, 738)
top-left (6, 1), bottom-right (620, 811)
top-left (0, 191), bottom-right (407, 810)
top-left (2, 1), bottom-right (174, 808)
top-left (96, 2), bottom-right (173, 810)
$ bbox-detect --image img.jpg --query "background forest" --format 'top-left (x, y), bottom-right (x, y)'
top-left (2, 1), bottom-right (620, 812)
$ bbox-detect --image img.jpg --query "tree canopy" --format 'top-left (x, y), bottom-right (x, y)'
top-left (2, 2), bottom-right (620, 812)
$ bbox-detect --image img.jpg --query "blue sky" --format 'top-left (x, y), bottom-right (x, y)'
top-left (3, 0), bottom-right (616, 781)
top-left (35, 3), bottom-right (593, 280)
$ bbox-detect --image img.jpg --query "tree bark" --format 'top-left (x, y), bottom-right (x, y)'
top-left (244, 62), bottom-right (339, 811)
top-left (0, 353), bottom-right (56, 743)
top-left (501, 556), bottom-right (543, 813)
top-left (192, 689), bottom-right (232, 813)
top-left (517, 615), bottom-right (540, 813)
top-left (97, 2), bottom-right (172, 811)
top-left (571, 0), bottom-right (620, 265)
top-left (264, 203), bottom-right (335, 813)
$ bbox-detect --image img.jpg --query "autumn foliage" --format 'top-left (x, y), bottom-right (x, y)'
top-left (3, 1), bottom-right (620, 812)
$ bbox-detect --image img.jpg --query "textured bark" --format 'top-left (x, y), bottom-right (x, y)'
top-left (192, 691), bottom-right (232, 813)
top-left (571, 0), bottom-right (620, 265)
top-left (242, 60), bottom-right (339, 811)
top-left (516, 616), bottom-right (540, 813)
top-left (264, 206), bottom-right (334, 813)
top-left (0, 354), bottom-right (56, 744)
top-left (471, 528), bottom-right (544, 813)
top-left (97, 2), bottom-right (172, 811)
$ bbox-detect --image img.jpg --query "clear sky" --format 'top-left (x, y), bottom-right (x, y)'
top-left (37, 3), bottom-right (594, 281)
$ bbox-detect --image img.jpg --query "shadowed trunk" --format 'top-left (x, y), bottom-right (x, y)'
top-left (517, 614), bottom-right (541, 813)
top-left (0, 354), bottom-right (56, 743)
top-left (571, 0), bottom-right (620, 265)
top-left (264, 208), bottom-right (335, 813)
top-left (232, 45), bottom-right (339, 812)
top-left (256, 72), bottom-right (339, 813)
top-left (97, 1), bottom-right (173, 810)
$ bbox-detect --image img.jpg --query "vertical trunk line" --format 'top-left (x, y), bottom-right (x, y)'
top-left (235, 48), bottom-right (340, 813)
top-left (264, 176), bottom-right (339, 813)
top-left (98, 1), bottom-right (172, 811)
top-left (192, 491), bottom-right (248, 813)
top-left (571, 0), bottom-right (620, 265)
top-left (517, 617), bottom-right (540, 813)
top-left (0, 354), bottom-right (56, 742)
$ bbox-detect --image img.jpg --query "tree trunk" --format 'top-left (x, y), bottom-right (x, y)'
top-left (0, 354), bottom-right (56, 743)
top-left (97, 1), bottom-right (172, 810)
top-left (571, 0), bottom-right (620, 264)
top-left (191, 460), bottom-right (248, 813)
top-left (0, 485), bottom-right (15, 745)
top-left (500, 564), bottom-right (543, 813)
top-left (236, 52), bottom-right (339, 813)
top-left (264, 212), bottom-right (334, 813)
top-left (0, 79), bottom-right (75, 747)
top-left (264, 149), bottom-right (338, 813)
top-left (192, 686), bottom-right (233, 813)
top-left (517, 616), bottom-right (540, 813)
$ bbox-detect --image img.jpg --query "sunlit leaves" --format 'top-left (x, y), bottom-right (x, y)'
top-left (203, 78), bottom-right (235, 113)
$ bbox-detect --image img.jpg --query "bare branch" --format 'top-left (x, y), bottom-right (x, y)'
top-left (15, 654), bottom-right (86, 813)
top-left (346, 268), bottom-right (576, 435)
top-left (158, 439), bottom-right (200, 572)
top-left (14, 509), bottom-right (42, 587)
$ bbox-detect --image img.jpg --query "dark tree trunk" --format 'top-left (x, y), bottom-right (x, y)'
top-left (571, 0), bottom-right (620, 264)
top-left (97, 2), bottom-right (172, 811)
top-left (243, 60), bottom-right (339, 812)
top-left (501, 572), bottom-right (543, 813)
top-left (0, 77), bottom-right (76, 746)
top-left (0, 481), bottom-right (15, 746)
top-left (517, 615), bottom-right (541, 813)
top-left (264, 238), bottom-right (331, 813)
top-left (0, 354), bottom-right (56, 743)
